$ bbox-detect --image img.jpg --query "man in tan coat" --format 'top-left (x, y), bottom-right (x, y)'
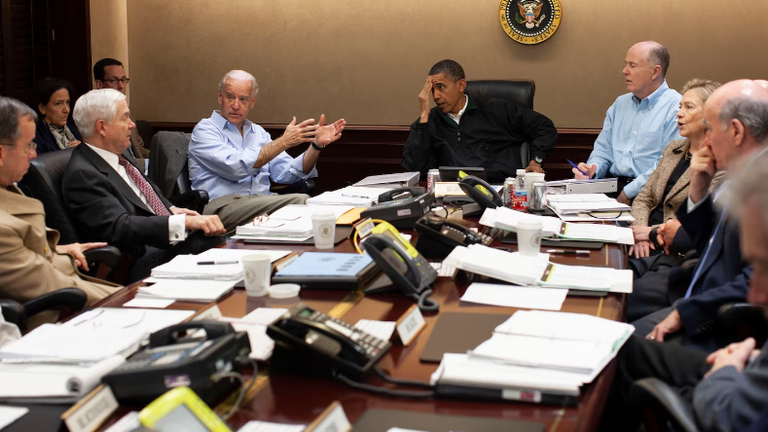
top-left (0, 96), bottom-right (119, 327)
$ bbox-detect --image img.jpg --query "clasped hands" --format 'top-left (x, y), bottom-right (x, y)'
top-left (280, 115), bottom-right (346, 149)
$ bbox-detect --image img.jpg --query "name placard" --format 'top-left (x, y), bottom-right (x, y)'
top-left (304, 401), bottom-right (351, 432)
top-left (62, 385), bottom-right (119, 432)
top-left (434, 182), bottom-right (466, 198)
top-left (395, 304), bottom-right (426, 346)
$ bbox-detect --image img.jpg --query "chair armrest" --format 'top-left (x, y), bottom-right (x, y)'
top-left (83, 246), bottom-right (122, 269)
top-left (271, 179), bottom-right (315, 195)
top-left (168, 190), bottom-right (210, 214)
top-left (718, 303), bottom-right (768, 347)
top-left (631, 378), bottom-right (700, 432)
top-left (0, 300), bottom-right (26, 328)
top-left (24, 288), bottom-right (88, 319)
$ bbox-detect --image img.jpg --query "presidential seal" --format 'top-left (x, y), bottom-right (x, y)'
top-left (499, 0), bottom-right (562, 45)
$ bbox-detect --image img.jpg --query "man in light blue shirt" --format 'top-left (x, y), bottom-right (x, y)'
top-left (573, 41), bottom-right (682, 204)
top-left (189, 70), bottom-right (346, 231)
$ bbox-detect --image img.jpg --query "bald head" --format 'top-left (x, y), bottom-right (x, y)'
top-left (755, 79), bottom-right (768, 90)
top-left (623, 41), bottom-right (670, 99)
top-left (704, 79), bottom-right (768, 169)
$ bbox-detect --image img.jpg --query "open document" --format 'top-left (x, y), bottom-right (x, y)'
top-left (547, 194), bottom-right (635, 222)
top-left (234, 204), bottom-right (354, 240)
top-left (150, 249), bottom-right (291, 280)
top-left (306, 185), bottom-right (394, 206)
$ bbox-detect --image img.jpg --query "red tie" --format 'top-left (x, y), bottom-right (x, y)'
top-left (118, 156), bottom-right (171, 216)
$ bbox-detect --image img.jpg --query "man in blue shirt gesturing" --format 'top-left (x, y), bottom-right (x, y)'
top-left (572, 41), bottom-right (682, 204)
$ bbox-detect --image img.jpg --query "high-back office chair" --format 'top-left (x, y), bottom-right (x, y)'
top-left (0, 288), bottom-right (88, 333)
top-left (464, 80), bottom-right (536, 166)
top-left (18, 149), bottom-right (122, 279)
top-left (149, 131), bottom-right (315, 203)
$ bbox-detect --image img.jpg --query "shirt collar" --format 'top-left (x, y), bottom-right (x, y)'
top-left (632, 80), bottom-right (670, 109)
top-left (438, 94), bottom-right (477, 128)
top-left (211, 110), bottom-right (253, 133)
top-left (448, 94), bottom-right (470, 123)
top-left (85, 142), bottom-right (120, 171)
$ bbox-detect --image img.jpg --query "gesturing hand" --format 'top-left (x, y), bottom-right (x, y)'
top-left (418, 77), bottom-right (433, 123)
top-left (314, 114), bottom-right (346, 148)
top-left (281, 117), bottom-right (317, 148)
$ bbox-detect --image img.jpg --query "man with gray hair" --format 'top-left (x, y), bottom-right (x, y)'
top-left (573, 41), bottom-right (682, 204)
top-left (0, 96), bottom-right (119, 327)
top-left (62, 89), bottom-right (226, 282)
top-left (188, 70), bottom-right (346, 231)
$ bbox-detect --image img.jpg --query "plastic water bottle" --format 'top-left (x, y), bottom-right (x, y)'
top-left (513, 169), bottom-right (528, 210)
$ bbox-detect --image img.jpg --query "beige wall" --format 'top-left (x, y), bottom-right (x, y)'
top-left (126, 0), bottom-right (768, 128)
top-left (89, 0), bottom-right (129, 100)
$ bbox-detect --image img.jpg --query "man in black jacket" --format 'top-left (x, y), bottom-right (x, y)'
top-left (402, 59), bottom-right (557, 182)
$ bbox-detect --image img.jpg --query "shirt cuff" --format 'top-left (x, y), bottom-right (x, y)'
top-left (289, 153), bottom-right (318, 178)
top-left (623, 181), bottom-right (640, 199)
top-left (687, 192), bottom-right (710, 213)
top-left (168, 214), bottom-right (187, 242)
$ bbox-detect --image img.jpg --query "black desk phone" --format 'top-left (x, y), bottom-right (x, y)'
top-left (360, 192), bottom-right (435, 229)
top-left (103, 321), bottom-right (251, 405)
top-left (362, 222), bottom-right (439, 312)
top-left (378, 187), bottom-right (427, 203)
top-left (267, 304), bottom-right (392, 380)
top-left (414, 215), bottom-right (494, 259)
top-left (458, 174), bottom-right (502, 209)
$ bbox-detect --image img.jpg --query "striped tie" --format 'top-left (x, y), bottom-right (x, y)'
top-left (118, 156), bottom-right (170, 216)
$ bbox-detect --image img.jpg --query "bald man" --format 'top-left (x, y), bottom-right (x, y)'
top-left (573, 41), bottom-right (682, 204)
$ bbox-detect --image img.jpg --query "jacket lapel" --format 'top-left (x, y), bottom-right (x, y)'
top-left (78, 144), bottom-right (153, 213)
top-left (663, 140), bottom-right (691, 205)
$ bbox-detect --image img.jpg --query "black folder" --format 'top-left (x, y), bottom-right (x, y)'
top-left (351, 408), bottom-right (544, 432)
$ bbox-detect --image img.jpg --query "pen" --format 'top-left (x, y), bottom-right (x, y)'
top-left (567, 159), bottom-right (589, 177)
top-left (546, 249), bottom-right (590, 255)
top-left (341, 193), bottom-right (369, 199)
top-left (197, 260), bottom-right (239, 265)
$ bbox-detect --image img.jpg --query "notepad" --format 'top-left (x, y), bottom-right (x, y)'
top-left (460, 283), bottom-right (567, 310)
top-left (137, 279), bottom-right (235, 302)
top-left (151, 249), bottom-right (291, 280)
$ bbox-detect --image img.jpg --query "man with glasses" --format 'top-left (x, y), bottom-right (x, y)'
top-left (93, 58), bottom-right (149, 172)
top-left (0, 96), bottom-right (119, 328)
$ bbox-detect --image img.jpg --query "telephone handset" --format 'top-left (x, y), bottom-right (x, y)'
top-left (458, 174), bottom-right (503, 209)
top-left (414, 215), bottom-right (493, 259)
top-left (266, 304), bottom-right (392, 380)
top-left (362, 222), bottom-right (439, 312)
top-left (378, 187), bottom-right (427, 203)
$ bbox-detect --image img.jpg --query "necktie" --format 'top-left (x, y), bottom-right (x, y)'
top-left (684, 205), bottom-right (727, 299)
top-left (117, 156), bottom-right (170, 216)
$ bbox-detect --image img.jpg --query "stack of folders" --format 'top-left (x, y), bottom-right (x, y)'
top-left (444, 244), bottom-right (633, 293)
top-left (353, 172), bottom-right (420, 189)
top-left (546, 194), bottom-right (635, 222)
top-left (233, 205), bottom-right (354, 241)
top-left (306, 185), bottom-right (394, 206)
top-left (0, 308), bottom-right (194, 402)
top-left (480, 207), bottom-right (635, 245)
top-left (431, 310), bottom-right (635, 405)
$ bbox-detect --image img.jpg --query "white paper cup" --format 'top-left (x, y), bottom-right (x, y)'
top-left (517, 219), bottom-right (543, 256)
top-left (242, 253), bottom-right (272, 297)
top-left (311, 209), bottom-right (336, 249)
top-left (524, 172), bottom-right (546, 195)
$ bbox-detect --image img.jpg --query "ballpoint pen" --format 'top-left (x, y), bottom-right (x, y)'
top-left (340, 193), bottom-right (370, 199)
top-left (546, 249), bottom-right (590, 255)
top-left (567, 159), bottom-right (589, 177)
top-left (197, 260), bottom-right (239, 265)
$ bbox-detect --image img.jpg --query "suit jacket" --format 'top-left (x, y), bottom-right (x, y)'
top-left (674, 194), bottom-right (751, 337)
top-left (0, 186), bottom-right (119, 326)
top-left (631, 139), bottom-right (726, 227)
top-left (62, 143), bottom-right (175, 259)
top-left (34, 118), bottom-right (83, 155)
top-left (130, 123), bottom-right (150, 172)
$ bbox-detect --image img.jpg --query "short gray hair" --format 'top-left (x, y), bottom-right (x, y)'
top-left (642, 41), bottom-right (671, 78)
top-left (219, 70), bottom-right (259, 99)
top-left (718, 94), bottom-right (768, 143)
top-left (724, 147), bottom-right (768, 231)
top-left (73, 89), bottom-right (126, 138)
top-left (0, 96), bottom-right (37, 144)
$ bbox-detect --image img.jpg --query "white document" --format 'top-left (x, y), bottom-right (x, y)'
top-left (123, 298), bottom-right (175, 308)
top-left (223, 308), bottom-right (289, 326)
top-left (0, 355), bottom-right (124, 400)
top-left (460, 283), bottom-right (567, 311)
top-left (103, 412), bottom-right (141, 432)
top-left (494, 310), bottom-right (635, 345)
top-left (354, 172), bottom-right (419, 187)
top-left (0, 406), bottom-right (28, 430)
top-left (138, 279), bottom-right (235, 302)
top-left (236, 205), bottom-right (353, 238)
top-left (354, 320), bottom-right (396, 341)
top-left (151, 249), bottom-right (291, 280)
top-left (307, 185), bottom-right (393, 206)
top-left (429, 261), bottom-right (458, 278)
top-left (237, 420), bottom-right (306, 432)
top-left (444, 245), bottom-right (550, 286)
top-left (227, 322), bottom-right (275, 361)
top-left (546, 194), bottom-right (613, 203)
top-left (483, 207), bottom-right (564, 237)
top-left (559, 223), bottom-right (634, 245)
top-left (541, 264), bottom-right (633, 293)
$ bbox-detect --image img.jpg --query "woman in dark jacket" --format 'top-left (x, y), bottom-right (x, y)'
top-left (33, 78), bottom-right (82, 154)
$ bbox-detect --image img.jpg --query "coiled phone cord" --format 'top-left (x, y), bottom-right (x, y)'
top-left (410, 289), bottom-right (440, 313)
top-left (333, 371), bottom-right (435, 399)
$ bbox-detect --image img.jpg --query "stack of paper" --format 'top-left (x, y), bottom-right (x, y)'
top-left (480, 206), bottom-right (563, 237)
top-left (234, 205), bottom-right (354, 241)
top-left (547, 194), bottom-right (635, 222)
top-left (306, 185), bottom-right (393, 206)
top-left (443, 244), bottom-right (633, 293)
top-left (354, 172), bottom-right (419, 189)
top-left (150, 249), bottom-right (291, 280)
top-left (137, 279), bottom-right (236, 302)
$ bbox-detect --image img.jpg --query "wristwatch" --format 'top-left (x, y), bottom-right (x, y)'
top-left (311, 141), bottom-right (325, 151)
top-left (534, 156), bottom-right (543, 164)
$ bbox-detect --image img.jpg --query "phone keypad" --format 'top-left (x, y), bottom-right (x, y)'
top-left (305, 309), bottom-right (391, 358)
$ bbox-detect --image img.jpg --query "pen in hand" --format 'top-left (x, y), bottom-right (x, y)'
top-left (197, 260), bottom-right (239, 265)
top-left (567, 159), bottom-right (589, 177)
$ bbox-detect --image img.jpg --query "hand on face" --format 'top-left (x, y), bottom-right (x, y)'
top-left (689, 146), bottom-right (718, 204)
top-left (418, 77), bottom-right (433, 121)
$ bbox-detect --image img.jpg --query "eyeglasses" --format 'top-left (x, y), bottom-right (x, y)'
top-left (102, 77), bottom-right (130, 85)
top-left (0, 141), bottom-right (36, 153)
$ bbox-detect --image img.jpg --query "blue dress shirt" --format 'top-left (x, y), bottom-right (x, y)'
top-left (188, 111), bottom-right (318, 200)
top-left (586, 81), bottom-right (682, 198)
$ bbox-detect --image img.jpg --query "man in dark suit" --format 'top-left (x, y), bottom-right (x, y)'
top-left (631, 80), bottom-right (768, 352)
top-left (62, 89), bottom-right (226, 283)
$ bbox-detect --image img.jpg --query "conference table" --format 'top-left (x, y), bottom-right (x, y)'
top-left (92, 214), bottom-right (628, 432)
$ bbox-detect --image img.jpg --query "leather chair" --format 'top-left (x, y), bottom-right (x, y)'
top-left (149, 131), bottom-right (315, 205)
top-left (0, 288), bottom-right (88, 333)
top-left (464, 80), bottom-right (536, 166)
top-left (18, 149), bottom-right (122, 278)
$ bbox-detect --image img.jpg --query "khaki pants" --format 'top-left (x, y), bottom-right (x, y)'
top-left (203, 193), bottom-right (308, 234)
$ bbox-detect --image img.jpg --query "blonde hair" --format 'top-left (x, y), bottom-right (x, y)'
top-left (681, 78), bottom-right (721, 103)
